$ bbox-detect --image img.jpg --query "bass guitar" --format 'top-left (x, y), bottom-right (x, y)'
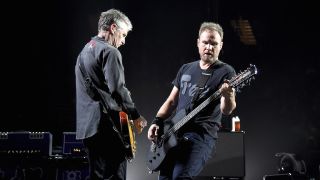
top-left (146, 64), bottom-right (258, 172)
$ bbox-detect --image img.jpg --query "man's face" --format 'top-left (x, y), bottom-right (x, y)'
top-left (113, 22), bottom-right (129, 48)
top-left (197, 29), bottom-right (223, 63)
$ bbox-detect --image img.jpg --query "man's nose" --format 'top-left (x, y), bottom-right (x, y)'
top-left (205, 44), bottom-right (212, 49)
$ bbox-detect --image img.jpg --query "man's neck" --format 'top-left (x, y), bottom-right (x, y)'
top-left (199, 59), bottom-right (218, 70)
top-left (98, 31), bottom-right (112, 44)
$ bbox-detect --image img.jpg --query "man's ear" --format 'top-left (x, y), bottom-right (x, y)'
top-left (197, 38), bottom-right (200, 47)
top-left (110, 23), bottom-right (117, 34)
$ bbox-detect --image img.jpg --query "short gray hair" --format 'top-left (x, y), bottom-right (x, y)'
top-left (98, 9), bottom-right (132, 32)
top-left (198, 22), bottom-right (223, 40)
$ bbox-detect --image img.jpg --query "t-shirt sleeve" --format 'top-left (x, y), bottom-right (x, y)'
top-left (172, 64), bottom-right (187, 89)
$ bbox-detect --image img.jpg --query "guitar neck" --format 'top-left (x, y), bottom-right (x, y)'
top-left (174, 91), bottom-right (221, 131)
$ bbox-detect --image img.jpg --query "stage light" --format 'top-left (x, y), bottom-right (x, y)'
top-left (231, 17), bottom-right (257, 46)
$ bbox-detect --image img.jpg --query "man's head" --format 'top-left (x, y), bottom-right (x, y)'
top-left (98, 9), bottom-right (132, 48)
top-left (197, 22), bottom-right (224, 63)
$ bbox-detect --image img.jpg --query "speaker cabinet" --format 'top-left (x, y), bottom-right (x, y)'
top-left (0, 157), bottom-right (56, 180)
top-left (54, 156), bottom-right (89, 180)
top-left (197, 131), bottom-right (245, 178)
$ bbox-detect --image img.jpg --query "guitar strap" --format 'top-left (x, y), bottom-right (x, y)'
top-left (191, 60), bottom-right (224, 107)
top-left (78, 53), bottom-right (129, 149)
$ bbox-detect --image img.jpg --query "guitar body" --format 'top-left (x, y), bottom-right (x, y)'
top-left (147, 109), bottom-right (186, 172)
top-left (119, 111), bottom-right (136, 161)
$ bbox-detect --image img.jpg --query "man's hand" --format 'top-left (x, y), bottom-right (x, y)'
top-left (133, 116), bottom-right (147, 134)
top-left (147, 124), bottom-right (160, 141)
top-left (220, 79), bottom-right (236, 115)
top-left (220, 80), bottom-right (235, 99)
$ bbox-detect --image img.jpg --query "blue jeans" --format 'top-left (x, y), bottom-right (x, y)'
top-left (158, 132), bottom-right (216, 180)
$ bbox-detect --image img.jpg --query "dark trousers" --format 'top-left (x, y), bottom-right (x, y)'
top-left (159, 132), bottom-right (216, 180)
top-left (83, 131), bottom-right (127, 180)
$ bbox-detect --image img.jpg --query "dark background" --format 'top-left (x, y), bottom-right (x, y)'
top-left (3, 0), bottom-right (320, 179)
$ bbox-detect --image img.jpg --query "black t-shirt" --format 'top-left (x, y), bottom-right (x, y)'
top-left (172, 60), bottom-right (236, 138)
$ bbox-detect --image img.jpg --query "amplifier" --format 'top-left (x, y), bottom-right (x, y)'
top-left (62, 132), bottom-right (86, 156)
top-left (0, 131), bottom-right (52, 156)
top-left (197, 131), bottom-right (245, 178)
top-left (57, 168), bottom-right (89, 180)
top-left (56, 160), bottom-right (89, 180)
top-left (50, 155), bottom-right (89, 180)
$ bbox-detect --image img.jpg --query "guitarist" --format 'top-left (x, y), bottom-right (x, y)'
top-left (147, 22), bottom-right (237, 180)
top-left (75, 9), bottom-right (147, 180)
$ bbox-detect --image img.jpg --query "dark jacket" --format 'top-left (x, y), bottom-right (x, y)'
top-left (75, 36), bottom-right (140, 139)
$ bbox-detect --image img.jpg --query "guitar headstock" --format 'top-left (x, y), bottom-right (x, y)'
top-left (230, 64), bottom-right (258, 93)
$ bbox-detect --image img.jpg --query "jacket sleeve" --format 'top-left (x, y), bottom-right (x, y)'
top-left (103, 49), bottom-right (140, 120)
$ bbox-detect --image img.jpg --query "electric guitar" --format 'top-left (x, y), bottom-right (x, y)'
top-left (146, 64), bottom-right (258, 172)
top-left (119, 111), bottom-right (137, 162)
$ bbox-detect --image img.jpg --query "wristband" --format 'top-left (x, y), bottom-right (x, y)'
top-left (151, 117), bottom-right (164, 126)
